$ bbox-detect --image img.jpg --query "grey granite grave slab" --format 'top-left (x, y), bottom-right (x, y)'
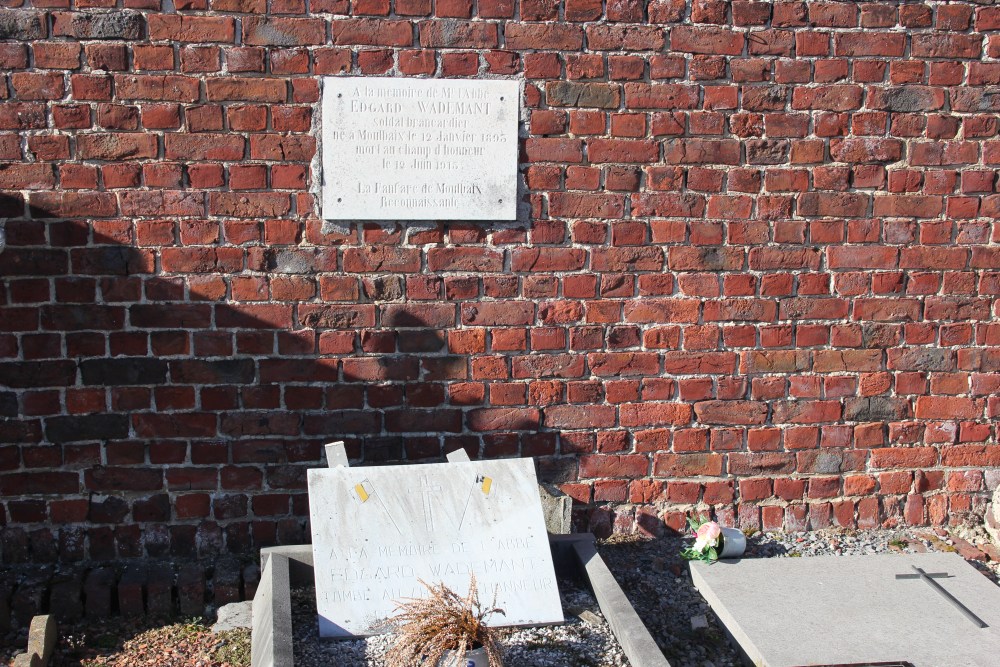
top-left (691, 552), bottom-right (1000, 667)
top-left (322, 77), bottom-right (519, 221)
top-left (308, 457), bottom-right (562, 637)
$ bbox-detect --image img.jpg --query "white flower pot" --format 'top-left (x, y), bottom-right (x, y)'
top-left (438, 645), bottom-right (489, 667)
top-left (719, 527), bottom-right (746, 559)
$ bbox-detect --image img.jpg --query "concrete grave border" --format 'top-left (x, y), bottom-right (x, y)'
top-left (251, 535), bottom-right (670, 667)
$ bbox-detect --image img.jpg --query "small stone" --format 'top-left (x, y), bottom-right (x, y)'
top-left (212, 601), bottom-right (252, 633)
top-left (578, 610), bottom-right (602, 626)
top-left (690, 614), bottom-right (708, 631)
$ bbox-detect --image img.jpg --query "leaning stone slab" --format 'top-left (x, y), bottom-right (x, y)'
top-left (308, 457), bottom-right (562, 637)
top-left (691, 552), bottom-right (1000, 667)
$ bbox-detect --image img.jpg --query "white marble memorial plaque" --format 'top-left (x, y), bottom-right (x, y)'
top-left (307, 458), bottom-right (562, 637)
top-left (321, 77), bottom-right (519, 221)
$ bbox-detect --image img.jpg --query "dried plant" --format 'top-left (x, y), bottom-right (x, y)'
top-left (383, 575), bottom-right (505, 667)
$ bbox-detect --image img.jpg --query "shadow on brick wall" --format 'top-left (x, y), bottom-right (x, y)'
top-left (0, 192), bottom-right (564, 572)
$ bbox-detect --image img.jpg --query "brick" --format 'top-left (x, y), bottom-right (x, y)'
top-left (588, 25), bottom-right (665, 51)
top-left (427, 247), bottom-right (503, 272)
top-left (250, 135), bottom-right (315, 160)
top-left (868, 87), bottom-right (946, 113)
top-left (165, 134), bottom-right (244, 161)
top-left (671, 26), bottom-right (744, 55)
top-left (546, 81), bottom-right (620, 109)
top-left (798, 192), bottom-right (869, 217)
top-left (587, 138), bottom-right (658, 163)
top-left (52, 11), bottom-right (143, 40)
top-left (242, 16), bottom-right (326, 46)
top-left (506, 23), bottom-right (580, 50)
top-left (115, 75), bottom-right (200, 102)
top-left (331, 18), bottom-right (413, 46)
top-left (871, 447), bottom-right (938, 470)
top-left (0, 11), bottom-right (46, 40)
top-left (461, 301), bottom-right (535, 328)
top-left (148, 14), bottom-right (235, 42)
top-left (830, 138), bottom-right (903, 163)
top-left (467, 407), bottom-right (541, 431)
top-left (84, 567), bottom-right (115, 618)
top-left (695, 400), bottom-right (768, 425)
top-left (911, 34), bottom-right (981, 59)
top-left (663, 139), bottom-right (740, 164)
top-left (791, 85), bottom-right (863, 112)
top-left (545, 404), bottom-right (616, 429)
top-left (420, 20), bottom-right (499, 48)
top-left (623, 83), bottom-right (699, 109)
top-left (207, 78), bottom-right (287, 103)
top-left (620, 402), bottom-right (692, 426)
top-left (0, 164), bottom-right (55, 190)
top-left (80, 359), bottom-right (167, 386)
top-left (209, 192), bottom-right (290, 218)
top-left (11, 72), bottom-right (64, 100)
top-left (653, 453), bottom-right (723, 477)
top-left (915, 397), bottom-right (982, 420)
top-left (120, 191), bottom-right (205, 217)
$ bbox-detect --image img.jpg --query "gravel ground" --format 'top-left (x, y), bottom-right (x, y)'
top-left (4, 525), bottom-right (999, 667)
top-left (597, 525), bottom-right (1000, 667)
top-left (2, 618), bottom-right (249, 667)
top-left (291, 580), bottom-right (630, 667)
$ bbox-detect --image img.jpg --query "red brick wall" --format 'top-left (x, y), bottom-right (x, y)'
top-left (1, 0), bottom-right (999, 562)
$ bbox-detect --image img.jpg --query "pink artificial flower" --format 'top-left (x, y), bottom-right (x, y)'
top-left (693, 521), bottom-right (721, 552)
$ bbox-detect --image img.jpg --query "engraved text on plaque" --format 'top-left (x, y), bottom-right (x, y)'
top-left (321, 77), bottom-right (519, 221)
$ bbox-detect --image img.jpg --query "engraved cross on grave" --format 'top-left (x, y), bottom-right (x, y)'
top-left (895, 564), bottom-right (988, 628)
top-left (420, 474), bottom-right (441, 532)
top-left (308, 443), bottom-right (563, 638)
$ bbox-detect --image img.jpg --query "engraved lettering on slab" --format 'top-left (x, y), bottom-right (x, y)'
top-left (308, 458), bottom-right (562, 638)
top-left (321, 77), bottom-right (519, 221)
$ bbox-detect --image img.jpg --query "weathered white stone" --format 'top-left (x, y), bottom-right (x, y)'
top-left (213, 601), bottom-right (253, 633)
top-left (321, 77), bottom-right (519, 221)
top-left (537, 482), bottom-right (572, 535)
top-left (445, 447), bottom-right (471, 463)
top-left (691, 552), bottom-right (1000, 667)
top-left (986, 486), bottom-right (1000, 545)
top-left (13, 615), bottom-right (55, 667)
top-left (308, 458), bottom-right (562, 637)
top-left (325, 441), bottom-right (349, 468)
top-left (445, 450), bottom-right (571, 534)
